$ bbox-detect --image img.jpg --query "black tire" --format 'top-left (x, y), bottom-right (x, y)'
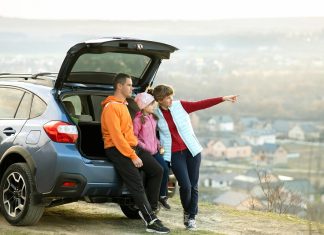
top-left (0, 163), bottom-right (45, 226)
top-left (120, 204), bottom-right (140, 219)
top-left (167, 172), bottom-right (177, 198)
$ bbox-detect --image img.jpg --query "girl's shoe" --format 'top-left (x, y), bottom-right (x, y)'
top-left (159, 197), bottom-right (171, 210)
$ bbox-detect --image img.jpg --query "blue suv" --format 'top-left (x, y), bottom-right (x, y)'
top-left (0, 37), bottom-right (177, 225)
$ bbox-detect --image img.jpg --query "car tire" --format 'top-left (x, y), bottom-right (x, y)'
top-left (0, 163), bottom-right (45, 225)
top-left (120, 204), bottom-right (140, 219)
top-left (167, 173), bottom-right (177, 198)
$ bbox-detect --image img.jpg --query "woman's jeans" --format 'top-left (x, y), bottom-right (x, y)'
top-left (171, 149), bottom-right (201, 217)
top-left (153, 152), bottom-right (170, 197)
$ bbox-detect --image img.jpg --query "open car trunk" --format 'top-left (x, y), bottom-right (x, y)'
top-left (78, 122), bottom-right (105, 159)
top-left (62, 93), bottom-right (139, 160)
top-left (56, 38), bottom-right (177, 160)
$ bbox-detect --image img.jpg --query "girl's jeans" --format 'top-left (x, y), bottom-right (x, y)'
top-left (153, 152), bottom-right (170, 197)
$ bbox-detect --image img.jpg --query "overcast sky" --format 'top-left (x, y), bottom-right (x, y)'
top-left (1, 0), bottom-right (324, 20)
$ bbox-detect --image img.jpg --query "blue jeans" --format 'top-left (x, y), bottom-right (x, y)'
top-left (153, 152), bottom-right (170, 197)
top-left (171, 149), bottom-right (201, 218)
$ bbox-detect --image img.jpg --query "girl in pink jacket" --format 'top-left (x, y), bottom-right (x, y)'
top-left (133, 91), bottom-right (171, 210)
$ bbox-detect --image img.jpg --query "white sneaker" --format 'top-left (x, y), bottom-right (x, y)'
top-left (186, 218), bottom-right (197, 230)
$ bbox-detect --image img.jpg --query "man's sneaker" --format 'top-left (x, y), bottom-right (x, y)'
top-left (183, 212), bottom-right (190, 226)
top-left (186, 218), bottom-right (197, 231)
top-left (139, 210), bottom-right (155, 226)
top-left (146, 219), bottom-right (170, 234)
top-left (159, 197), bottom-right (171, 210)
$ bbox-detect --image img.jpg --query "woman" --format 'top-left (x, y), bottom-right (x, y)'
top-left (152, 84), bottom-right (238, 230)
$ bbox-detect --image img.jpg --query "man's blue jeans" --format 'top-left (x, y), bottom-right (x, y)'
top-left (171, 149), bottom-right (201, 218)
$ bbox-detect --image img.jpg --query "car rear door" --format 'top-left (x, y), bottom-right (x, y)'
top-left (54, 37), bottom-right (178, 93)
top-left (0, 86), bottom-right (31, 157)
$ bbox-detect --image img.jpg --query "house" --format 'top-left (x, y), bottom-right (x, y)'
top-left (238, 117), bottom-right (260, 131)
top-left (230, 175), bottom-right (259, 192)
top-left (213, 191), bottom-right (263, 210)
top-left (203, 138), bottom-right (251, 159)
top-left (252, 143), bottom-right (288, 165)
top-left (241, 129), bottom-right (276, 146)
top-left (282, 179), bottom-right (316, 202)
top-left (288, 124), bottom-right (320, 141)
top-left (207, 115), bottom-right (234, 132)
top-left (272, 120), bottom-right (293, 138)
top-left (288, 125), bottom-right (304, 140)
top-left (200, 172), bottom-right (237, 189)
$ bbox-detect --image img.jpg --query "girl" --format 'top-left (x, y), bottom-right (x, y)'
top-left (133, 91), bottom-right (171, 210)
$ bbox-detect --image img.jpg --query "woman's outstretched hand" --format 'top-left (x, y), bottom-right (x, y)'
top-left (223, 95), bottom-right (238, 103)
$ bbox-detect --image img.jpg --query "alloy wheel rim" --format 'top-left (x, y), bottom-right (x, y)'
top-left (3, 172), bottom-right (27, 217)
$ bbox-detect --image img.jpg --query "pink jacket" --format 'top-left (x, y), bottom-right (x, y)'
top-left (133, 111), bottom-right (160, 155)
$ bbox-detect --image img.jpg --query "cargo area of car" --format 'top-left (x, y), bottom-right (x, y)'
top-left (78, 121), bottom-right (106, 159)
top-left (62, 94), bottom-right (140, 160)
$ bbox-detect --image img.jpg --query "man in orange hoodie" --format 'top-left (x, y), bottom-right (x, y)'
top-left (101, 73), bottom-right (170, 234)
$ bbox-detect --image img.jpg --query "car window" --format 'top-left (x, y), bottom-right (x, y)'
top-left (0, 87), bottom-right (24, 119)
top-left (30, 95), bottom-right (47, 118)
top-left (63, 96), bottom-right (82, 115)
top-left (15, 92), bottom-right (33, 119)
top-left (69, 52), bottom-right (151, 85)
top-left (91, 95), bottom-right (106, 121)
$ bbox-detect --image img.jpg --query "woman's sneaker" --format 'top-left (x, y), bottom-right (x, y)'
top-left (146, 219), bottom-right (170, 234)
top-left (186, 218), bottom-right (197, 231)
top-left (159, 196), bottom-right (171, 210)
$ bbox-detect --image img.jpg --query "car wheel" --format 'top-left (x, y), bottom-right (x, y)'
top-left (167, 172), bottom-right (177, 198)
top-left (120, 204), bottom-right (140, 219)
top-left (0, 163), bottom-right (44, 225)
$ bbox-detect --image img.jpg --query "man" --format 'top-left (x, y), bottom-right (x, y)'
top-left (101, 73), bottom-right (170, 234)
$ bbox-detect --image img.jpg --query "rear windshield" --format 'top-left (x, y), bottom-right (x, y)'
top-left (68, 52), bottom-right (151, 85)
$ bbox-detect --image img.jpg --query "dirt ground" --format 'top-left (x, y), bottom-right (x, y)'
top-left (0, 197), bottom-right (323, 235)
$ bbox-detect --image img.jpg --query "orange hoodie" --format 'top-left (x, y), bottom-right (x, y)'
top-left (101, 96), bottom-right (138, 159)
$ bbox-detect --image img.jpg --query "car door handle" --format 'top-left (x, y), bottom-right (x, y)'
top-left (3, 127), bottom-right (16, 136)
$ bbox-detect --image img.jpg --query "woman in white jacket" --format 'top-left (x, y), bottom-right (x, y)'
top-left (153, 84), bottom-right (238, 230)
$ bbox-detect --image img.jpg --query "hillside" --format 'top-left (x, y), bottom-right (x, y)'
top-left (0, 197), bottom-right (323, 235)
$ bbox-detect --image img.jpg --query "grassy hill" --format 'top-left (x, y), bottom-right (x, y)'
top-left (0, 197), bottom-right (323, 234)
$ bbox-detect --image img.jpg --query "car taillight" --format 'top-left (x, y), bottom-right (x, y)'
top-left (43, 121), bottom-right (78, 143)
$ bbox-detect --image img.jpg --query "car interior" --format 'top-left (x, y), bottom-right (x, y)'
top-left (62, 94), bottom-right (140, 160)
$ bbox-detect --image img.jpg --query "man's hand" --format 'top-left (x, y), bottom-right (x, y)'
top-left (132, 156), bottom-right (143, 168)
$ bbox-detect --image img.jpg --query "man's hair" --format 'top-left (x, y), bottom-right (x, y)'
top-left (152, 84), bottom-right (174, 101)
top-left (113, 73), bottom-right (131, 90)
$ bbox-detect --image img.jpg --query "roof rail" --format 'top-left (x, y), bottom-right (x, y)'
top-left (0, 73), bottom-right (57, 81)
top-left (0, 73), bottom-right (31, 80)
top-left (31, 72), bottom-right (57, 80)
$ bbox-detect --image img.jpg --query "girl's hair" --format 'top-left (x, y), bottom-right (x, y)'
top-left (139, 109), bottom-right (158, 124)
top-left (150, 85), bottom-right (174, 101)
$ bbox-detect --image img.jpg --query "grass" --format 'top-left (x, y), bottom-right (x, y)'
top-left (1, 197), bottom-right (323, 235)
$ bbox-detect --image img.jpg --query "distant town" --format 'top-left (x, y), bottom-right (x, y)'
top-left (194, 113), bottom-right (323, 219)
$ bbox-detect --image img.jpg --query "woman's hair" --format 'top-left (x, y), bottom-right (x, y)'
top-left (150, 84), bottom-right (174, 101)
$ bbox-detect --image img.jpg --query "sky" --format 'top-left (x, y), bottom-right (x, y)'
top-left (1, 0), bottom-right (324, 20)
